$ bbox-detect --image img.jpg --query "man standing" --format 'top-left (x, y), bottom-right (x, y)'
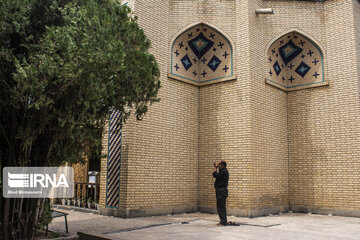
top-left (213, 161), bottom-right (229, 226)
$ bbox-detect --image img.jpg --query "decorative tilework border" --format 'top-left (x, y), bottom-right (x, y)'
top-left (168, 73), bottom-right (236, 86)
top-left (169, 21), bottom-right (236, 53)
top-left (265, 78), bottom-right (329, 92)
top-left (265, 28), bottom-right (326, 54)
top-left (105, 109), bottom-right (122, 208)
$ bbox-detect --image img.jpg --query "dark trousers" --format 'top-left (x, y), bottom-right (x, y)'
top-left (215, 188), bottom-right (228, 225)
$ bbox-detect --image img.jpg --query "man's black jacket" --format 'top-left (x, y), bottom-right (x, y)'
top-left (213, 168), bottom-right (229, 189)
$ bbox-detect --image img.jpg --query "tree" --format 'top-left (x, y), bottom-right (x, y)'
top-left (0, 0), bottom-right (160, 238)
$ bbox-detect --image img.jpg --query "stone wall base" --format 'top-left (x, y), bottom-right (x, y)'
top-left (99, 206), bottom-right (198, 218)
top-left (99, 205), bottom-right (360, 218)
top-left (290, 205), bottom-right (360, 218)
top-left (199, 205), bottom-right (289, 218)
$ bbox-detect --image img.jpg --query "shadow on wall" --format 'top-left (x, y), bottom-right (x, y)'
top-left (198, 83), bottom-right (223, 209)
top-left (288, 87), bottom-right (326, 213)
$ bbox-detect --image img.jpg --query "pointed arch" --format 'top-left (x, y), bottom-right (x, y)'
top-left (168, 23), bottom-right (236, 86)
top-left (265, 30), bottom-right (327, 91)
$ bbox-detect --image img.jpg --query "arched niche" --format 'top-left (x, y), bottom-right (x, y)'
top-left (168, 24), bottom-right (235, 86)
top-left (266, 31), bottom-right (328, 91)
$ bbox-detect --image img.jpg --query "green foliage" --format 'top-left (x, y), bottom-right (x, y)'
top-left (38, 200), bottom-right (52, 229)
top-left (1, 1), bottom-right (160, 237)
top-left (0, 0), bottom-right (160, 167)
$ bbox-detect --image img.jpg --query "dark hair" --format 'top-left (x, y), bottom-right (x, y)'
top-left (220, 161), bottom-right (227, 168)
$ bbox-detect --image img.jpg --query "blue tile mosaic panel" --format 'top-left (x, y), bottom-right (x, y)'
top-left (169, 24), bottom-right (234, 86)
top-left (267, 32), bottom-right (324, 89)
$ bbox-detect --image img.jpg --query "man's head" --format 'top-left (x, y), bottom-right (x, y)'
top-left (219, 161), bottom-right (227, 169)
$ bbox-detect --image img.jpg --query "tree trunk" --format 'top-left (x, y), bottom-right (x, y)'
top-left (3, 198), bottom-right (11, 240)
top-left (2, 198), bottom-right (44, 239)
top-left (29, 198), bottom-right (41, 239)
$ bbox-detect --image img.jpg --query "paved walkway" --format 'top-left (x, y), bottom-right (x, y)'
top-left (48, 209), bottom-right (360, 240)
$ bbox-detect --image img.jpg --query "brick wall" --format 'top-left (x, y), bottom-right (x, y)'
top-left (246, 0), bottom-right (289, 214)
top-left (118, 0), bottom-right (199, 215)
top-left (262, 0), bottom-right (327, 215)
top-left (98, 0), bottom-right (360, 217)
top-left (199, 0), bottom-right (289, 217)
top-left (99, 122), bottom-right (109, 208)
top-left (193, 0), bottom-right (248, 213)
top-left (287, 0), bottom-right (360, 215)
top-left (354, 0), bottom-right (360, 94)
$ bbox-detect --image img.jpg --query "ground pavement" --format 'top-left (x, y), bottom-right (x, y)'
top-left (48, 209), bottom-right (360, 240)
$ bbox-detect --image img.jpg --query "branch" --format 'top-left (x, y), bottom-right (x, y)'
top-left (0, 123), bottom-right (11, 147)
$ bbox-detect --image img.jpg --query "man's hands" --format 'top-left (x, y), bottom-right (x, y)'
top-left (214, 161), bottom-right (221, 167)
top-left (213, 161), bottom-right (219, 172)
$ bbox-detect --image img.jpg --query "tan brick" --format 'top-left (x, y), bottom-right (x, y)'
top-left (96, 0), bottom-right (360, 217)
